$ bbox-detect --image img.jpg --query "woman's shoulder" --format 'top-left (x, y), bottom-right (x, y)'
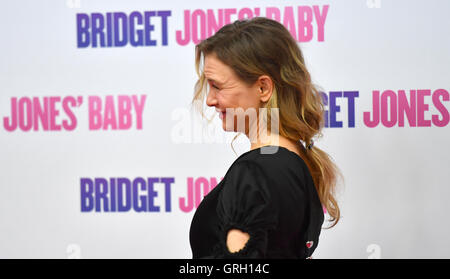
top-left (217, 145), bottom-right (314, 218)
top-left (221, 145), bottom-right (311, 191)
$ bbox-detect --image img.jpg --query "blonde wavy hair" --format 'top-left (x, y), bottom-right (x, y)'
top-left (191, 17), bottom-right (344, 228)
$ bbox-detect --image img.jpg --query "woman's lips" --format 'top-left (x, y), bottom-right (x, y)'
top-left (216, 109), bottom-right (226, 119)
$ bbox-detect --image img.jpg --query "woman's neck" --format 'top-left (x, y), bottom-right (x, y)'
top-left (249, 133), bottom-right (302, 157)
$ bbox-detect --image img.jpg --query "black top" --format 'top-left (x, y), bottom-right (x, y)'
top-left (189, 145), bottom-right (324, 259)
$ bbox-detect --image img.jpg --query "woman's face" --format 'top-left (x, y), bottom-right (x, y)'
top-left (204, 53), bottom-right (268, 134)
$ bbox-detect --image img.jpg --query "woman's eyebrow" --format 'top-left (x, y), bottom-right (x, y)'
top-left (206, 78), bottom-right (223, 85)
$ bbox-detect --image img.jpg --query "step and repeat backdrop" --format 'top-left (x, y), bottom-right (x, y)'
top-left (1, 0), bottom-right (449, 259)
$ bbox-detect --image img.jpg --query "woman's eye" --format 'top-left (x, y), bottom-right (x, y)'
top-left (212, 84), bottom-right (220, 90)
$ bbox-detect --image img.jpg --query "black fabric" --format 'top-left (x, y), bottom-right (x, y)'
top-left (189, 145), bottom-right (324, 259)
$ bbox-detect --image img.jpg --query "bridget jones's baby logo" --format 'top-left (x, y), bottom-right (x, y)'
top-left (80, 176), bottom-right (223, 213)
top-left (2, 95), bottom-right (146, 132)
top-left (75, 5), bottom-right (330, 48)
top-left (2, 88), bottom-right (447, 133)
top-left (321, 89), bottom-right (449, 128)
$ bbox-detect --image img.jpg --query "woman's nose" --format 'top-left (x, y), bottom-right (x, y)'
top-left (206, 88), bottom-right (217, 107)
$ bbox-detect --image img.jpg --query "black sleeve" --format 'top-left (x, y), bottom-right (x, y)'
top-left (210, 160), bottom-right (279, 258)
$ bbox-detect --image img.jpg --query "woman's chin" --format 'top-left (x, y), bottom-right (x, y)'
top-left (222, 121), bottom-right (231, 131)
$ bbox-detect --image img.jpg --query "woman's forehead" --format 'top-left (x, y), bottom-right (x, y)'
top-left (204, 55), bottom-right (234, 84)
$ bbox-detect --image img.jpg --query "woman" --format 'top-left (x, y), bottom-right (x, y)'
top-left (189, 17), bottom-right (343, 259)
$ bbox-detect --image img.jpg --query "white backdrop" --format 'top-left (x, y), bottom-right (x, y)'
top-left (0, 0), bottom-right (449, 259)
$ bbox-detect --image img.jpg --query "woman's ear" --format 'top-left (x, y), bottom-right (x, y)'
top-left (257, 75), bottom-right (273, 103)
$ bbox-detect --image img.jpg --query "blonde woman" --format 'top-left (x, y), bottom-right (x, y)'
top-left (189, 17), bottom-right (343, 259)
